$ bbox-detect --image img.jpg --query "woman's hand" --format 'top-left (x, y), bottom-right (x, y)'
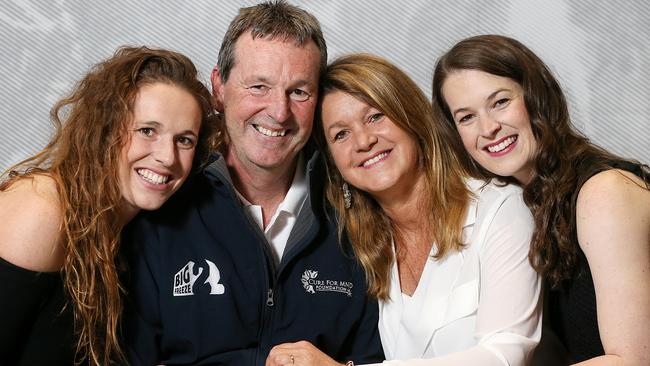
top-left (266, 341), bottom-right (344, 366)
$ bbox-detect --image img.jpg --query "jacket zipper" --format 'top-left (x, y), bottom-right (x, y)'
top-left (254, 229), bottom-right (277, 365)
top-left (266, 288), bottom-right (274, 307)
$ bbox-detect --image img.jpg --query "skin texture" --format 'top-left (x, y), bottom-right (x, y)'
top-left (0, 175), bottom-right (63, 272)
top-left (320, 91), bottom-right (422, 205)
top-left (211, 36), bottom-right (321, 227)
top-left (266, 341), bottom-right (343, 366)
top-left (441, 69), bottom-right (537, 184)
top-left (118, 82), bottom-right (202, 222)
top-left (572, 170), bottom-right (650, 366)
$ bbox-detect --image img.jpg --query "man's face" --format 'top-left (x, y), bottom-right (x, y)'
top-left (212, 35), bottom-right (321, 177)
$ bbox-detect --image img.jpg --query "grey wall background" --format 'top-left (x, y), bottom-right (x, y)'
top-left (1, 0), bottom-right (648, 173)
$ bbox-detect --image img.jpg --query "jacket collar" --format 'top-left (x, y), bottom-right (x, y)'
top-left (201, 150), bottom-right (325, 271)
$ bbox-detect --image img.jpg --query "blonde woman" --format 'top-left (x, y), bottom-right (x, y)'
top-left (265, 54), bottom-right (541, 366)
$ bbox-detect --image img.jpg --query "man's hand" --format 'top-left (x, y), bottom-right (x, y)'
top-left (266, 340), bottom-right (344, 366)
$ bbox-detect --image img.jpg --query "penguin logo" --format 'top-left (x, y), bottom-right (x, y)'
top-left (204, 259), bottom-right (225, 295)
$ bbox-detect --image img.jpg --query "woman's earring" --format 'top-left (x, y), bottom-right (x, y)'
top-left (342, 182), bottom-right (352, 209)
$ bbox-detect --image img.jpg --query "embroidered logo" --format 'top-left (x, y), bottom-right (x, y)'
top-left (300, 269), bottom-right (353, 297)
top-left (204, 259), bottom-right (225, 295)
top-left (301, 270), bottom-right (318, 293)
top-left (173, 260), bottom-right (225, 296)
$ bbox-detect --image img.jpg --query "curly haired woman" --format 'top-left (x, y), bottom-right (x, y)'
top-left (0, 46), bottom-right (219, 365)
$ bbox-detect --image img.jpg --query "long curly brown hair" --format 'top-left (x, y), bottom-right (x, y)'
top-left (432, 34), bottom-right (649, 288)
top-left (315, 54), bottom-right (471, 299)
top-left (1, 46), bottom-right (220, 365)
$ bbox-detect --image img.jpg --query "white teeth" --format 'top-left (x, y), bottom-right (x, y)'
top-left (487, 136), bottom-right (516, 153)
top-left (362, 152), bottom-right (389, 167)
top-left (254, 125), bottom-right (287, 137)
top-left (137, 169), bottom-right (170, 184)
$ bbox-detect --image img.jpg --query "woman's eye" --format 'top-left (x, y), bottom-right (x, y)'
top-left (290, 89), bottom-right (311, 102)
top-left (457, 114), bottom-right (474, 124)
top-left (176, 136), bottom-right (196, 149)
top-left (137, 127), bottom-right (155, 137)
top-left (494, 98), bottom-right (510, 108)
top-left (333, 130), bottom-right (349, 141)
top-left (368, 113), bottom-right (384, 123)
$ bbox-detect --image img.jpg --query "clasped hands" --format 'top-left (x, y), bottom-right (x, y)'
top-left (265, 340), bottom-right (346, 366)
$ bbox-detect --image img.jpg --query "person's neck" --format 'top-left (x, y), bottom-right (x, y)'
top-left (227, 153), bottom-right (299, 228)
top-left (376, 177), bottom-right (433, 295)
top-left (118, 203), bottom-right (139, 228)
top-left (374, 175), bottom-right (429, 235)
top-left (514, 165), bottom-right (535, 186)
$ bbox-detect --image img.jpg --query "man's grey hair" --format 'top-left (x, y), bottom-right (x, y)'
top-left (216, 0), bottom-right (327, 82)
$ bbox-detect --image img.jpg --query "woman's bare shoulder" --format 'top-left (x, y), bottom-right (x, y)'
top-left (578, 168), bottom-right (649, 215)
top-left (0, 174), bottom-right (65, 272)
top-left (576, 168), bottom-right (650, 254)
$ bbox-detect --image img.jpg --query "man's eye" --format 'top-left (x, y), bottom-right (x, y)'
top-left (247, 85), bottom-right (269, 95)
top-left (290, 89), bottom-right (311, 102)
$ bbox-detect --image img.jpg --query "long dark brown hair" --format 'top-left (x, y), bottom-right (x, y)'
top-left (1, 46), bottom-right (220, 365)
top-left (432, 34), bottom-right (649, 287)
top-left (315, 54), bottom-right (471, 299)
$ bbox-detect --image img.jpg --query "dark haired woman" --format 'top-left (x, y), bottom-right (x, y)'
top-left (433, 34), bottom-right (650, 365)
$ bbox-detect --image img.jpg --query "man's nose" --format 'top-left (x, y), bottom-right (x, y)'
top-left (266, 90), bottom-right (290, 123)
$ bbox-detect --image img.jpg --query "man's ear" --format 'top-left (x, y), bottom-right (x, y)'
top-left (211, 67), bottom-right (225, 113)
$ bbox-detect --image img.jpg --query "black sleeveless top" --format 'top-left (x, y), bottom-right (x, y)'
top-left (546, 161), bottom-right (647, 363)
top-left (0, 257), bottom-right (77, 365)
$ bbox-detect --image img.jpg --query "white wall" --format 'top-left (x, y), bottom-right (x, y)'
top-left (1, 0), bottom-right (648, 172)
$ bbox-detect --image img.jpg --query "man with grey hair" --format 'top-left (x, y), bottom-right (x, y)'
top-left (123, 1), bottom-right (384, 365)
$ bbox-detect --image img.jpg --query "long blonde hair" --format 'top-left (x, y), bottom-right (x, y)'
top-left (314, 54), bottom-right (471, 299)
top-left (1, 46), bottom-right (219, 365)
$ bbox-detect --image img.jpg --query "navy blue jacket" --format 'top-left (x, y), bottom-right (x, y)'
top-left (123, 152), bottom-right (384, 365)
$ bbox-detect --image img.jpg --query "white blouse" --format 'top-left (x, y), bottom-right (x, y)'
top-left (367, 179), bottom-right (542, 366)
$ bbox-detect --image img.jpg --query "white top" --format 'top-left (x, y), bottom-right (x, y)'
top-left (368, 178), bottom-right (542, 366)
top-left (238, 155), bottom-right (308, 264)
